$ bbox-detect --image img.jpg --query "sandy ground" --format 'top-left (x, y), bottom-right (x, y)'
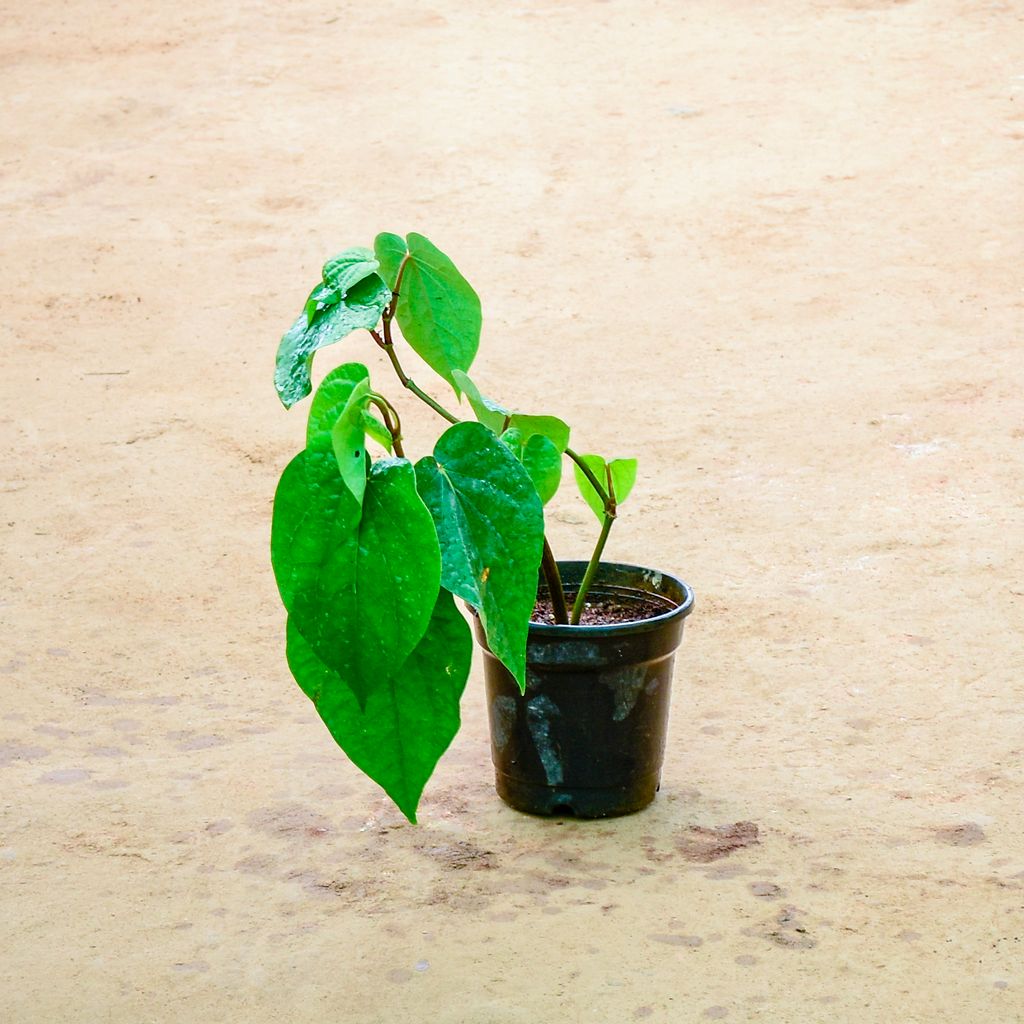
top-left (2, 0), bottom-right (1023, 1020)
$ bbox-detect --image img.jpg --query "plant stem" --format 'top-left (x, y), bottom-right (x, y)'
top-left (388, 348), bottom-right (460, 423)
top-left (541, 539), bottom-right (569, 624)
top-left (373, 320), bottom-right (461, 425)
top-left (570, 514), bottom-right (613, 625)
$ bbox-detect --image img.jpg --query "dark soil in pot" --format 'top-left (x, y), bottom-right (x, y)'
top-left (474, 561), bottom-right (695, 818)
top-left (531, 590), bottom-right (676, 626)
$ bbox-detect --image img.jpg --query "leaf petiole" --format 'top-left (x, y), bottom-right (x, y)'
top-left (366, 392), bottom-right (405, 458)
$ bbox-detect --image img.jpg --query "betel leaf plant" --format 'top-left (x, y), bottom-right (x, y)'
top-left (271, 233), bottom-right (638, 821)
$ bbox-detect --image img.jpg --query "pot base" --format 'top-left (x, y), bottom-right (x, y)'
top-left (495, 771), bottom-right (661, 819)
top-left (497, 770), bottom-right (663, 819)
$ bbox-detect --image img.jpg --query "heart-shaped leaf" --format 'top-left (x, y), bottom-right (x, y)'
top-left (573, 454), bottom-right (638, 520)
top-left (415, 422), bottom-right (544, 692)
top-left (374, 233), bottom-right (480, 393)
top-left (272, 454), bottom-right (441, 703)
top-left (275, 272), bottom-right (391, 409)
top-left (285, 587), bottom-right (471, 823)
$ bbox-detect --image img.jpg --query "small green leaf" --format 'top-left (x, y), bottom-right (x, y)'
top-left (508, 413), bottom-right (570, 453)
top-left (499, 427), bottom-right (561, 505)
top-left (304, 363), bottom-right (373, 504)
top-left (303, 248), bottom-right (379, 323)
top-left (521, 433), bottom-right (562, 505)
top-left (374, 233), bottom-right (481, 393)
top-left (415, 422), bottom-right (544, 692)
top-left (272, 454), bottom-right (441, 703)
top-left (451, 369), bottom-right (509, 434)
top-left (285, 587), bottom-right (471, 823)
top-left (329, 378), bottom-right (371, 505)
top-left (321, 247), bottom-right (379, 300)
top-left (275, 272), bottom-right (391, 409)
top-left (306, 362), bottom-right (369, 449)
top-left (362, 410), bottom-right (393, 452)
top-left (608, 458), bottom-right (638, 505)
top-left (499, 426), bottom-right (524, 452)
top-left (303, 282), bottom-right (335, 325)
top-left (573, 454), bottom-right (638, 520)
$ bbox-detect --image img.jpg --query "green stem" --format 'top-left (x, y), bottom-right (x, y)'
top-left (541, 539), bottom-right (569, 624)
top-left (570, 514), bottom-right (614, 625)
top-left (376, 321), bottom-right (461, 424)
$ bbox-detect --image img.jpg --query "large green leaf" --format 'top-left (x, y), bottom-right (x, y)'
top-left (374, 233), bottom-right (480, 393)
top-left (271, 454), bottom-right (441, 703)
top-left (275, 272), bottom-right (391, 409)
top-left (451, 370), bottom-right (569, 451)
top-left (271, 448), bottom-right (358, 611)
top-left (415, 421), bottom-right (544, 692)
top-left (285, 587), bottom-right (471, 823)
top-left (573, 454), bottom-right (638, 520)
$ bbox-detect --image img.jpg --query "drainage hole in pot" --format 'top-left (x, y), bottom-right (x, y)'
top-left (550, 799), bottom-right (578, 817)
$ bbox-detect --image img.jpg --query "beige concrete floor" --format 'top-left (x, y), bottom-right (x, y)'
top-left (2, 0), bottom-right (1022, 1020)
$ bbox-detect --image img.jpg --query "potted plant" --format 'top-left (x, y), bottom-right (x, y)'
top-left (271, 233), bottom-right (694, 822)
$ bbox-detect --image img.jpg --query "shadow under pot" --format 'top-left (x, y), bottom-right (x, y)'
top-left (473, 561), bottom-right (695, 818)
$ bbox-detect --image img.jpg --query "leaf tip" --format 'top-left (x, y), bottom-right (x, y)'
top-left (390, 790), bottom-right (420, 824)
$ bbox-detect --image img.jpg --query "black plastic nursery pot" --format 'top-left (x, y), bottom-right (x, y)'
top-left (473, 561), bottom-right (695, 819)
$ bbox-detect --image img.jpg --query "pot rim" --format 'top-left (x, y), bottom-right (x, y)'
top-left (530, 561), bottom-right (695, 638)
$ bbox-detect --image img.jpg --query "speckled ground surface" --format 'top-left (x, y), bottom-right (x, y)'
top-left (2, 1), bottom-right (1022, 1020)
